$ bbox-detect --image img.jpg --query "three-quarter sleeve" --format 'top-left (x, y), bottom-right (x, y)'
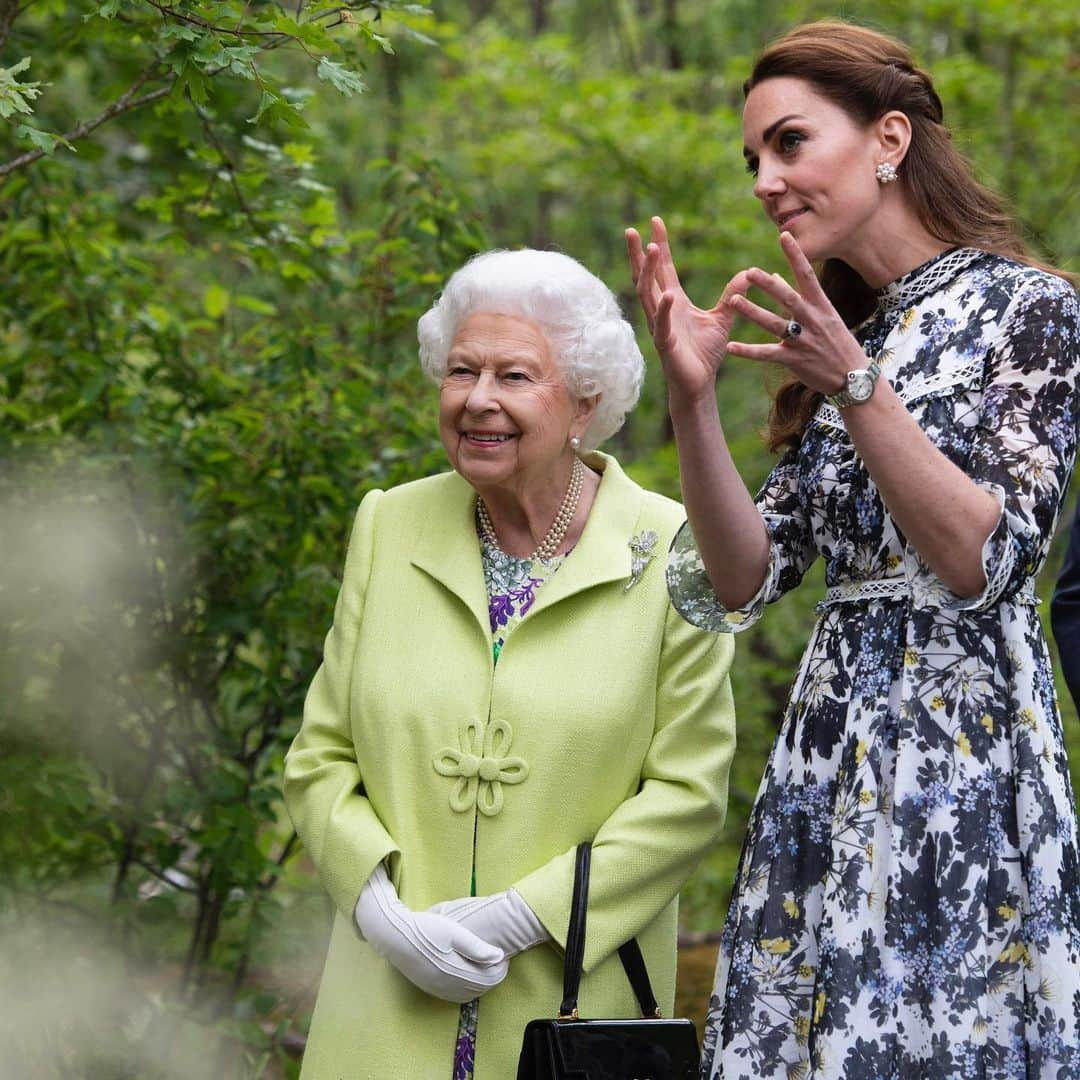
top-left (666, 448), bottom-right (818, 632)
top-left (284, 490), bottom-right (400, 920)
top-left (903, 274), bottom-right (1080, 611)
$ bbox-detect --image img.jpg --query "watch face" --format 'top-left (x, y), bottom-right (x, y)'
top-left (847, 370), bottom-right (875, 402)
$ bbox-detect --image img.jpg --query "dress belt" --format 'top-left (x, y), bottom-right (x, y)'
top-left (819, 576), bottom-right (1039, 608)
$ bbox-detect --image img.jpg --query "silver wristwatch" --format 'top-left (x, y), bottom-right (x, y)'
top-left (827, 359), bottom-right (881, 408)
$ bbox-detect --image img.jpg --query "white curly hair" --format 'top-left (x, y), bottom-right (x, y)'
top-left (417, 249), bottom-right (644, 451)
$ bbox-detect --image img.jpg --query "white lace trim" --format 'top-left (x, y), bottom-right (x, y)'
top-left (875, 248), bottom-right (983, 314)
top-left (814, 400), bottom-right (846, 429)
top-left (898, 356), bottom-right (984, 403)
top-left (818, 574), bottom-right (1037, 609)
top-left (813, 355), bottom-right (985, 430)
top-left (822, 578), bottom-right (910, 604)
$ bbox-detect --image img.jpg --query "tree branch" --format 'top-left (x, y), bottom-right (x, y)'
top-left (143, 0), bottom-right (288, 41)
top-left (0, 0), bottom-right (18, 51)
top-left (193, 102), bottom-right (266, 236)
top-left (134, 857), bottom-right (200, 895)
top-left (0, 63), bottom-right (172, 180)
top-left (258, 831), bottom-right (299, 890)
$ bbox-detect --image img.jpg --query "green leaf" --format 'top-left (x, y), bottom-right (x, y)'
top-left (301, 195), bottom-right (337, 228)
top-left (369, 31), bottom-right (397, 54)
top-left (248, 90), bottom-right (309, 130)
top-left (249, 89), bottom-right (279, 125)
top-left (0, 58), bottom-right (45, 119)
top-left (282, 142), bottom-right (316, 167)
top-left (203, 284), bottom-right (230, 319)
top-left (159, 23), bottom-right (199, 43)
top-left (234, 295), bottom-right (276, 316)
top-left (316, 58), bottom-right (367, 98)
top-left (14, 125), bottom-right (65, 155)
top-left (95, 0), bottom-right (121, 18)
top-left (280, 260), bottom-right (315, 280)
top-left (272, 15), bottom-right (305, 37)
top-left (79, 370), bottom-right (110, 405)
top-left (178, 63), bottom-right (211, 105)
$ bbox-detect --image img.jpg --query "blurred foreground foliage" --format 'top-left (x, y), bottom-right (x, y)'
top-left (1, 0), bottom-right (1077, 1074)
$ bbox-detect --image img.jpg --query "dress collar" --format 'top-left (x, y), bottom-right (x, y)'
top-left (874, 246), bottom-right (985, 315)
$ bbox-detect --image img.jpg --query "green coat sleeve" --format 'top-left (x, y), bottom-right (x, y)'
top-left (283, 490), bottom-right (400, 920)
top-left (514, 602), bottom-right (735, 972)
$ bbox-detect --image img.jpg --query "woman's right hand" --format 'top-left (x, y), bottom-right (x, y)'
top-left (626, 216), bottom-right (748, 404)
top-left (354, 863), bottom-right (509, 1003)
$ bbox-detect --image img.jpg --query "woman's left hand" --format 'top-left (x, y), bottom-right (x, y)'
top-left (428, 889), bottom-right (549, 959)
top-left (725, 231), bottom-right (868, 394)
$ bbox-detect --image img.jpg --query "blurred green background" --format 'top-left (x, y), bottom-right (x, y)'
top-left (1, 1), bottom-right (1077, 1075)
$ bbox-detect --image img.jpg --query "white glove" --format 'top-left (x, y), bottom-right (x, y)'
top-left (428, 888), bottom-right (550, 959)
top-left (354, 864), bottom-right (509, 1003)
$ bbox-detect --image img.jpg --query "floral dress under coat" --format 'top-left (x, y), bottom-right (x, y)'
top-left (668, 249), bottom-right (1080, 1079)
top-left (452, 536), bottom-right (565, 1080)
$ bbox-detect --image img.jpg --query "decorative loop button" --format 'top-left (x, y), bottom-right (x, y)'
top-left (433, 718), bottom-right (529, 816)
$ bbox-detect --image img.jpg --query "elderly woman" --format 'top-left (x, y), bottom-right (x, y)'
top-left (284, 248), bottom-right (736, 1079)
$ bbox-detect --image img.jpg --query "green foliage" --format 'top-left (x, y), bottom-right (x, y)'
top-left (1, 0), bottom-right (1078, 1072)
top-left (0, 145), bottom-right (479, 1069)
top-left (0, 56), bottom-right (43, 117)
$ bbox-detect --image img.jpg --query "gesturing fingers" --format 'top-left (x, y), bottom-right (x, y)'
top-left (627, 232), bottom-right (665, 326)
top-left (779, 230), bottom-right (828, 303)
top-left (654, 291), bottom-right (676, 352)
top-left (648, 216), bottom-right (682, 294)
top-left (743, 266), bottom-right (806, 318)
top-left (728, 293), bottom-right (792, 340)
top-left (726, 340), bottom-right (789, 363)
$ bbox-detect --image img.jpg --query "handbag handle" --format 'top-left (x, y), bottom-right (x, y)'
top-left (557, 842), bottom-right (662, 1020)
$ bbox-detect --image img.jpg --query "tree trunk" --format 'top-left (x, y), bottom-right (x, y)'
top-left (183, 883), bottom-right (210, 990)
top-left (530, 0), bottom-right (548, 35)
top-left (662, 0), bottom-right (683, 71)
top-left (0, 0), bottom-right (18, 51)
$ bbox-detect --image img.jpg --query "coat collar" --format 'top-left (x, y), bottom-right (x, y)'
top-left (410, 452), bottom-right (645, 631)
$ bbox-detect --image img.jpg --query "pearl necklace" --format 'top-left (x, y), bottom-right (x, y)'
top-left (476, 456), bottom-right (585, 562)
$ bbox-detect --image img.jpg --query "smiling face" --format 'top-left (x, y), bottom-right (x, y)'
top-left (742, 76), bottom-right (885, 266)
top-left (439, 312), bottom-right (593, 499)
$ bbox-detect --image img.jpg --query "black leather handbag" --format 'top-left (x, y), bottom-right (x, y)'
top-left (516, 843), bottom-right (700, 1080)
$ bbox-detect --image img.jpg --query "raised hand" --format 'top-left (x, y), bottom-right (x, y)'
top-left (725, 231), bottom-right (868, 393)
top-left (626, 216), bottom-right (750, 403)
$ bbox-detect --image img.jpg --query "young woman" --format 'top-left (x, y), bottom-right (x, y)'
top-left (628, 21), bottom-right (1080, 1079)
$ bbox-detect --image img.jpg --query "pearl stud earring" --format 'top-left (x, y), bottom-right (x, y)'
top-left (876, 161), bottom-right (898, 184)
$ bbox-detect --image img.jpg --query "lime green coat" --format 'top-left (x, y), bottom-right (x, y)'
top-left (284, 453), bottom-right (736, 1079)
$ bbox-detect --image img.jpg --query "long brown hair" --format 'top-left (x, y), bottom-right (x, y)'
top-left (747, 21), bottom-right (1064, 451)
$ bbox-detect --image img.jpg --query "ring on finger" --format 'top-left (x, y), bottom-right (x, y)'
top-left (781, 319), bottom-right (802, 339)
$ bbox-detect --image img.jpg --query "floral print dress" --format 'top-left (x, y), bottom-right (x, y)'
top-left (452, 532), bottom-right (566, 1080)
top-left (667, 249), bottom-right (1080, 1079)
